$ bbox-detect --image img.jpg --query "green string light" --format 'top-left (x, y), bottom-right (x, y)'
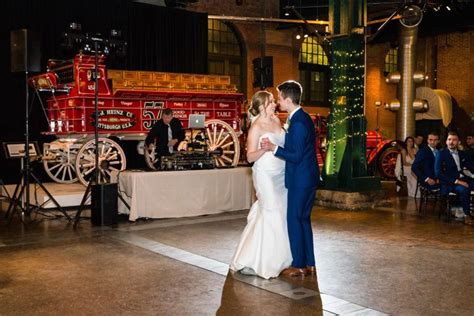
top-left (325, 37), bottom-right (366, 176)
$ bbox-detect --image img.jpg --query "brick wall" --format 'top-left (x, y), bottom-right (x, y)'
top-left (366, 42), bottom-right (397, 139)
top-left (366, 31), bottom-right (474, 140)
top-left (186, 1), bottom-right (473, 137)
top-left (187, 0), bottom-right (329, 116)
top-left (188, 0), bottom-right (278, 18)
top-left (435, 31), bottom-right (474, 136)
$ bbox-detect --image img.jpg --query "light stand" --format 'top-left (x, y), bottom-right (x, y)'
top-left (6, 72), bottom-right (70, 224)
top-left (67, 30), bottom-right (127, 228)
top-left (74, 39), bottom-right (101, 228)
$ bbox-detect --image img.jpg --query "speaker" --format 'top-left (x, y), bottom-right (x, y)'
top-left (252, 56), bottom-right (273, 88)
top-left (10, 29), bottom-right (41, 73)
top-left (91, 183), bottom-right (118, 226)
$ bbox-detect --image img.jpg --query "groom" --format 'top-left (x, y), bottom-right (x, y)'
top-left (261, 80), bottom-right (319, 277)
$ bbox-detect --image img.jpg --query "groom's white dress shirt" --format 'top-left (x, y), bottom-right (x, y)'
top-left (288, 106), bottom-right (301, 121)
top-left (273, 107), bottom-right (302, 154)
top-left (167, 124), bottom-right (173, 153)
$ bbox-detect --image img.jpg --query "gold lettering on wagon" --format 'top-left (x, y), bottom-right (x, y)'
top-left (94, 110), bottom-right (136, 130)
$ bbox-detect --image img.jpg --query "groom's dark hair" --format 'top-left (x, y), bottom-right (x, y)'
top-left (277, 80), bottom-right (302, 105)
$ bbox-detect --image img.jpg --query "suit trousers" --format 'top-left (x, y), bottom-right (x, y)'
top-left (447, 178), bottom-right (474, 215)
top-left (287, 186), bottom-right (316, 268)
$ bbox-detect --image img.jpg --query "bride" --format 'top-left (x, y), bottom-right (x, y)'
top-left (230, 91), bottom-right (292, 279)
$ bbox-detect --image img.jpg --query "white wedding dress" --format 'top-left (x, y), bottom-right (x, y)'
top-left (403, 154), bottom-right (418, 198)
top-left (230, 131), bottom-right (292, 279)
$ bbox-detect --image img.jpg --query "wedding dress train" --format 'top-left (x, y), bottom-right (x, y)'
top-left (230, 131), bottom-right (292, 279)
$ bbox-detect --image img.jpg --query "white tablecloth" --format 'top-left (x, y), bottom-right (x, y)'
top-left (118, 167), bottom-right (254, 221)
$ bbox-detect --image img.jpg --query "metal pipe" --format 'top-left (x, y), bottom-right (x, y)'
top-left (208, 15), bottom-right (328, 25)
top-left (209, 14), bottom-right (398, 27)
top-left (397, 26), bottom-right (418, 140)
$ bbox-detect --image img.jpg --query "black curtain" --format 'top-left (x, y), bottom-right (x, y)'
top-left (127, 2), bottom-right (208, 72)
top-left (0, 0), bottom-right (207, 183)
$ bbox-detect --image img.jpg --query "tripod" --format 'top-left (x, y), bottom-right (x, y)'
top-left (5, 72), bottom-right (70, 224)
top-left (73, 39), bottom-right (103, 228)
top-left (61, 30), bottom-right (127, 228)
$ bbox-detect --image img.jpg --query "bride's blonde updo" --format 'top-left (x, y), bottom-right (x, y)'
top-left (248, 91), bottom-right (273, 117)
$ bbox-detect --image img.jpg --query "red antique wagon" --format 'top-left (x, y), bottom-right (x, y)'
top-left (313, 117), bottom-right (401, 179)
top-left (29, 54), bottom-right (243, 185)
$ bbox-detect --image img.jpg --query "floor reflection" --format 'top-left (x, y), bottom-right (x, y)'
top-left (217, 271), bottom-right (323, 315)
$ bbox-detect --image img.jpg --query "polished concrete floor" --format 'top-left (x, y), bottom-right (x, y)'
top-left (1, 183), bottom-right (473, 315)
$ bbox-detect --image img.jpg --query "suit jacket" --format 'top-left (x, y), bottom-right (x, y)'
top-left (467, 147), bottom-right (474, 165)
top-left (275, 108), bottom-right (319, 189)
top-left (411, 146), bottom-right (437, 182)
top-left (145, 118), bottom-right (185, 158)
top-left (435, 148), bottom-right (474, 194)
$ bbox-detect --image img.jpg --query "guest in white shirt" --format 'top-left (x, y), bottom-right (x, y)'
top-left (435, 131), bottom-right (474, 225)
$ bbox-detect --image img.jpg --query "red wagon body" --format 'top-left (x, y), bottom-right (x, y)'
top-left (29, 54), bottom-right (244, 185)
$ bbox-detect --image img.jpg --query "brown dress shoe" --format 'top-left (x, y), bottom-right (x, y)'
top-left (306, 266), bottom-right (316, 275)
top-left (281, 266), bottom-right (306, 277)
top-left (464, 215), bottom-right (474, 226)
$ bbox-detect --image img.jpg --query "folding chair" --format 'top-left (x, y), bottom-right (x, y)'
top-left (439, 192), bottom-right (458, 222)
top-left (470, 190), bottom-right (474, 216)
top-left (418, 182), bottom-right (440, 216)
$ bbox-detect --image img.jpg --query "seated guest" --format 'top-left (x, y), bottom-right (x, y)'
top-left (400, 136), bottom-right (419, 197)
top-left (435, 131), bottom-right (474, 225)
top-left (145, 108), bottom-right (185, 167)
top-left (466, 132), bottom-right (474, 164)
top-left (412, 132), bottom-right (440, 191)
top-left (414, 134), bottom-right (424, 149)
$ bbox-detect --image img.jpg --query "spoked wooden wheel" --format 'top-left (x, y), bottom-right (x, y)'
top-left (378, 147), bottom-right (398, 179)
top-left (75, 138), bottom-right (127, 186)
top-left (205, 119), bottom-right (240, 168)
top-left (43, 142), bottom-right (80, 183)
top-left (144, 142), bottom-right (158, 170)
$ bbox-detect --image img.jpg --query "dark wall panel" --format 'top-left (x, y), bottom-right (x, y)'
top-left (0, 0), bottom-right (207, 183)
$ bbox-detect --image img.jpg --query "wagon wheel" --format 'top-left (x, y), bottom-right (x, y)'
top-left (378, 147), bottom-right (399, 179)
top-left (205, 119), bottom-right (240, 168)
top-left (75, 138), bottom-right (127, 186)
top-left (144, 142), bottom-right (158, 170)
top-left (42, 143), bottom-right (79, 183)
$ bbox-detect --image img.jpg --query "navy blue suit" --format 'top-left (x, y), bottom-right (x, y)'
top-left (411, 146), bottom-right (439, 190)
top-left (275, 108), bottom-right (319, 268)
top-left (435, 148), bottom-right (474, 215)
top-left (467, 148), bottom-right (474, 166)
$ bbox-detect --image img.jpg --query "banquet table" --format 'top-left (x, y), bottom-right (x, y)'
top-left (117, 167), bottom-right (254, 221)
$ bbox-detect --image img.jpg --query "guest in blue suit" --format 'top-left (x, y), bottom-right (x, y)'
top-left (415, 134), bottom-right (424, 149)
top-left (466, 133), bottom-right (474, 165)
top-left (435, 131), bottom-right (474, 225)
top-left (412, 132), bottom-right (440, 191)
top-left (261, 80), bottom-right (319, 277)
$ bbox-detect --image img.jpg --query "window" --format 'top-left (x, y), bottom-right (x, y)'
top-left (299, 36), bottom-right (329, 66)
top-left (299, 36), bottom-right (329, 106)
top-left (208, 19), bottom-right (244, 92)
top-left (384, 47), bottom-right (398, 74)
